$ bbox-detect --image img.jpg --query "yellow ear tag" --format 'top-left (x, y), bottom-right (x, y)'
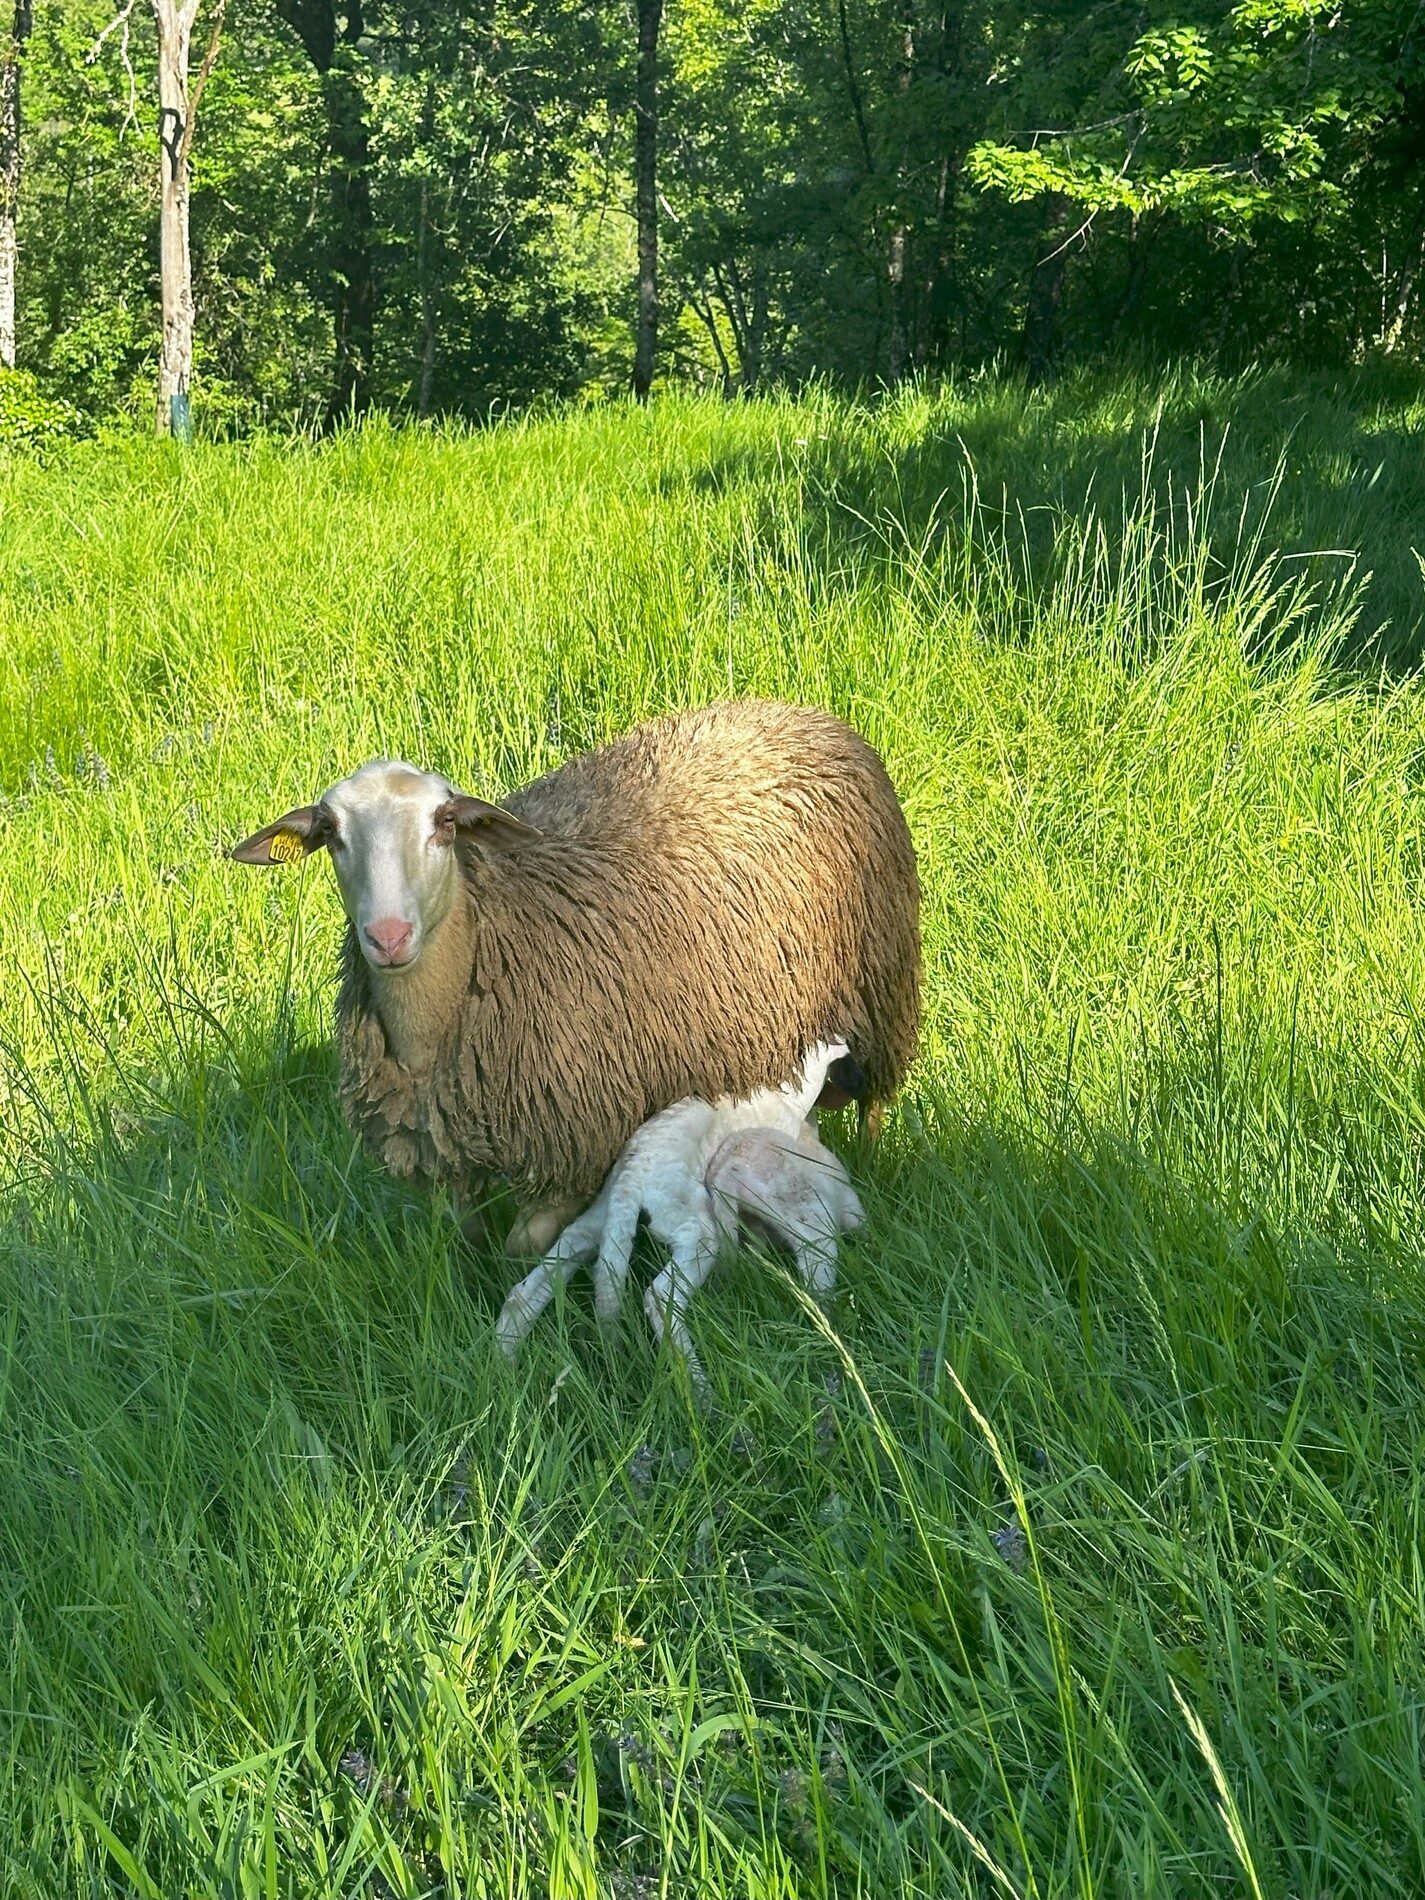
top-left (268, 829), bottom-right (305, 864)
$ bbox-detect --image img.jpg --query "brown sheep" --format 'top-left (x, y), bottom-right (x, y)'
top-left (231, 698), bottom-right (920, 1245)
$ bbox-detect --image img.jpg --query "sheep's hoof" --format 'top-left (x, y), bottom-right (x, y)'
top-left (505, 1197), bottom-right (584, 1259)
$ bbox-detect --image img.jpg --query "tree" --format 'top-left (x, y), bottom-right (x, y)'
top-left (151, 0), bottom-right (223, 434)
top-left (660, 0), bottom-right (1005, 390)
top-left (274, 0), bottom-right (376, 423)
top-left (631, 0), bottom-right (661, 398)
top-left (11, 0), bottom-right (1425, 422)
top-left (0, 0), bottom-right (32, 368)
top-left (368, 0), bottom-right (609, 418)
top-left (968, 1), bottom-right (1424, 364)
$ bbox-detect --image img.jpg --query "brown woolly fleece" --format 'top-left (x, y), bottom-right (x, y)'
top-left (336, 698), bottom-right (921, 1203)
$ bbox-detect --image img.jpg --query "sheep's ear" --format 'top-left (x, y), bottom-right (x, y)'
top-left (444, 794), bottom-right (542, 850)
top-left (230, 805), bottom-right (327, 866)
top-left (816, 1050), bottom-right (867, 1111)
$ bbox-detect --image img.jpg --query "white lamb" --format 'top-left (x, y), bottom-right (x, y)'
top-left (495, 1040), bottom-right (865, 1377)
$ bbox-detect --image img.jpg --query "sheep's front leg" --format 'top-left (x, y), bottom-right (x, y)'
top-left (496, 1205), bottom-right (604, 1356)
top-left (643, 1218), bottom-right (718, 1388)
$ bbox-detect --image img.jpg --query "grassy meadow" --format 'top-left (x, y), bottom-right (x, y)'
top-left (5, 362), bottom-right (1425, 1897)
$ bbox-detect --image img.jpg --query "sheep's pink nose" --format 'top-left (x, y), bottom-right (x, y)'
top-left (364, 917), bottom-right (415, 964)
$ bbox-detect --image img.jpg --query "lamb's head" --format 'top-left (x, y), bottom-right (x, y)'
top-left (231, 760), bottom-right (540, 972)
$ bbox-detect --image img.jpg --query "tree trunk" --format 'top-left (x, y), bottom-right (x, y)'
top-left (151, 0), bottom-right (221, 436)
top-left (1022, 192), bottom-right (1070, 383)
top-left (154, 0), bottom-right (198, 435)
top-left (415, 83), bottom-right (436, 417)
top-left (1209, 242), bottom-right (1243, 357)
top-left (887, 223), bottom-right (909, 383)
top-left (324, 37), bottom-right (374, 422)
top-left (745, 258), bottom-right (767, 392)
top-left (886, 11), bottom-right (914, 385)
top-left (0, 0), bottom-right (32, 371)
top-left (1383, 229), bottom-right (1424, 354)
top-left (712, 254), bottom-right (769, 393)
top-left (689, 278), bottom-right (735, 391)
top-left (916, 0), bottom-right (962, 368)
top-left (275, 0), bottom-right (376, 424)
top-left (835, 0), bottom-right (873, 174)
top-left (1111, 212), bottom-right (1149, 344)
top-left (632, 0), bottom-right (662, 400)
top-left (915, 149), bottom-right (957, 366)
top-left (416, 170), bottom-right (436, 416)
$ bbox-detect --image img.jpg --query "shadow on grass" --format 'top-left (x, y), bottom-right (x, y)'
top-left (666, 360), bottom-right (1425, 669)
top-left (0, 1020), bottom-right (527, 1461)
top-left (6, 1002), bottom-right (1418, 1499)
top-left (7, 1015), bottom-right (1425, 1895)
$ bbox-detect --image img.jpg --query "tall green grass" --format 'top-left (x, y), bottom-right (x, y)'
top-left (3, 368), bottom-right (1425, 1897)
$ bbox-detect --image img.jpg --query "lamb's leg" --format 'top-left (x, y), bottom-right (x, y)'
top-left (496, 1204), bottom-right (604, 1355)
top-left (643, 1217), bottom-right (717, 1388)
top-left (591, 1168), bottom-right (645, 1323)
top-left (858, 1099), bottom-right (885, 1146)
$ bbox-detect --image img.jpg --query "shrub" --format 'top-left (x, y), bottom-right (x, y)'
top-left (0, 369), bottom-right (88, 454)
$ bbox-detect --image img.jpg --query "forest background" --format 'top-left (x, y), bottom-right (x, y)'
top-left (1, 0), bottom-right (1421, 436)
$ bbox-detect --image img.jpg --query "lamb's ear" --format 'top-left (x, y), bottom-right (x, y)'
top-left (443, 794), bottom-right (542, 850)
top-left (230, 805), bottom-right (327, 865)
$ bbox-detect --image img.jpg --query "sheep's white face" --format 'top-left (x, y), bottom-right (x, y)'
top-left (231, 758), bottom-right (541, 973)
top-left (319, 762), bottom-right (462, 970)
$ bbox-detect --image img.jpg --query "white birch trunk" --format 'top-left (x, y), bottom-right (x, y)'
top-left (154, 0), bottom-right (197, 434)
top-left (0, 0), bottom-right (32, 371)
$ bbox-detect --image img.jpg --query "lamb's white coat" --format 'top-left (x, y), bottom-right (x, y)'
top-left (705, 1120), bottom-right (865, 1294)
top-left (495, 1041), bottom-right (864, 1374)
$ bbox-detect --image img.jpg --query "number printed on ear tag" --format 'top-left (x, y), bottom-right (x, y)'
top-left (268, 829), bottom-right (305, 864)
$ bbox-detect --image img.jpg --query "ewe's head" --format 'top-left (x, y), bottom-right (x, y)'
top-left (231, 760), bottom-right (539, 972)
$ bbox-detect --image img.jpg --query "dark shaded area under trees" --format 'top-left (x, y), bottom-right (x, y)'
top-left (0, 0), bottom-right (1422, 429)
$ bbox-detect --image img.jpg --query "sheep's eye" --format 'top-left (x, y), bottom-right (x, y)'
top-left (431, 807), bottom-right (456, 846)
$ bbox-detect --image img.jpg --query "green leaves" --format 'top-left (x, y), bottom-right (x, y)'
top-left (9, 0), bottom-right (1425, 410)
top-left (971, 0), bottom-right (1412, 246)
top-left (0, 367), bottom-right (86, 454)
